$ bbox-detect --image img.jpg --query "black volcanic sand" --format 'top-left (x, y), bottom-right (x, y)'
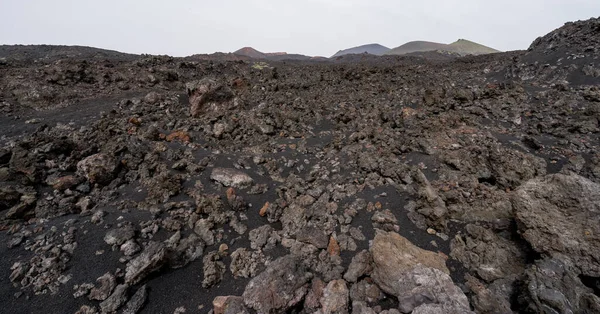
top-left (1, 17), bottom-right (600, 314)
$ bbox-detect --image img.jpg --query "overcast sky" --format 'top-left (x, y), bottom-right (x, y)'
top-left (1, 1), bottom-right (598, 57)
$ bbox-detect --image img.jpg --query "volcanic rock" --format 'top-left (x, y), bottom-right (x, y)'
top-left (125, 241), bottom-right (167, 285)
top-left (320, 279), bottom-right (349, 314)
top-left (122, 285), bottom-right (148, 314)
top-left (213, 296), bottom-right (249, 314)
top-left (88, 272), bottom-right (116, 301)
top-left (519, 258), bottom-right (600, 313)
top-left (186, 78), bottom-right (235, 117)
top-left (344, 250), bottom-right (373, 283)
top-left (77, 153), bottom-right (117, 185)
top-left (393, 264), bottom-right (472, 313)
top-left (513, 173), bottom-right (600, 276)
top-left (104, 225), bottom-right (135, 246)
top-left (242, 255), bottom-right (313, 313)
top-left (99, 284), bottom-right (128, 313)
top-left (370, 230), bottom-right (448, 295)
top-left (210, 168), bottom-right (254, 189)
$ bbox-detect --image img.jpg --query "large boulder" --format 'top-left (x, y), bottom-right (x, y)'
top-left (370, 230), bottom-right (449, 294)
top-left (370, 231), bottom-right (471, 313)
top-left (186, 78), bottom-right (235, 118)
top-left (394, 265), bottom-right (473, 313)
top-left (518, 258), bottom-right (600, 313)
top-left (242, 255), bottom-right (313, 313)
top-left (77, 153), bottom-right (117, 185)
top-left (513, 173), bottom-right (600, 276)
top-left (450, 224), bottom-right (526, 282)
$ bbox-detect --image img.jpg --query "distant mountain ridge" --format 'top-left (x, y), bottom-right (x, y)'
top-left (385, 39), bottom-right (499, 56)
top-left (331, 44), bottom-right (390, 58)
top-left (232, 47), bottom-right (319, 61)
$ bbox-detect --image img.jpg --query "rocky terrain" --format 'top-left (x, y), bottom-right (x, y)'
top-left (1, 17), bottom-right (599, 314)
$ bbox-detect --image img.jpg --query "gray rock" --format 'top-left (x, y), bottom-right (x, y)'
top-left (168, 234), bottom-right (205, 269)
top-left (304, 278), bottom-right (326, 311)
top-left (88, 272), bottom-right (116, 301)
top-left (104, 225), bottom-right (135, 246)
top-left (125, 241), bottom-right (167, 285)
top-left (320, 279), bottom-right (349, 314)
top-left (371, 209), bottom-right (399, 232)
top-left (75, 305), bottom-right (98, 314)
top-left (203, 251), bottom-right (225, 288)
top-left (120, 239), bottom-right (141, 256)
top-left (351, 301), bottom-right (377, 314)
top-left (513, 173), bottom-right (600, 276)
top-left (249, 225), bottom-right (273, 250)
top-left (411, 303), bottom-right (475, 314)
top-left (99, 284), bottom-right (128, 313)
top-left (394, 265), bottom-right (472, 313)
top-left (186, 79), bottom-right (235, 117)
top-left (344, 250), bottom-right (373, 283)
top-left (213, 296), bottom-right (249, 314)
top-left (122, 285), bottom-right (148, 314)
top-left (193, 219), bottom-right (215, 246)
top-left (450, 224), bottom-right (526, 282)
top-left (210, 168), bottom-right (253, 189)
top-left (465, 274), bottom-right (512, 314)
top-left (230, 248), bottom-right (265, 278)
top-left (519, 258), bottom-right (600, 313)
top-left (349, 279), bottom-right (383, 304)
top-left (280, 204), bottom-right (307, 236)
top-left (77, 153), bottom-right (117, 185)
top-left (243, 255), bottom-right (313, 313)
top-left (296, 225), bottom-right (329, 249)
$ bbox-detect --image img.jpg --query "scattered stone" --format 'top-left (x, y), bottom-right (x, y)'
top-left (297, 225), bottom-right (329, 249)
top-left (121, 239), bottom-right (142, 256)
top-left (349, 278), bottom-right (383, 304)
top-left (304, 278), bottom-right (326, 311)
top-left (327, 236), bottom-right (340, 256)
top-left (229, 248), bottom-right (265, 278)
top-left (320, 279), bottom-right (349, 314)
top-left (202, 251), bottom-right (225, 288)
top-left (125, 241), bottom-right (167, 285)
top-left (249, 225), bottom-right (273, 250)
top-left (193, 219), bottom-right (215, 246)
top-left (122, 285), bottom-right (148, 314)
top-left (344, 250), bottom-right (373, 283)
top-left (104, 225), bottom-right (135, 246)
top-left (89, 272), bottom-right (116, 301)
top-left (210, 168), bottom-right (254, 189)
top-left (168, 234), bottom-right (205, 268)
top-left (99, 284), bottom-right (128, 313)
top-left (258, 201), bottom-right (269, 216)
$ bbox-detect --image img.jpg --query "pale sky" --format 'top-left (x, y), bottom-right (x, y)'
top-left (1, 1), bottom-right (598, 57)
